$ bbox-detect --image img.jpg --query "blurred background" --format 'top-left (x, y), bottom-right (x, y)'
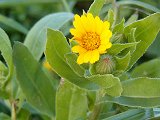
top-left (0, 0), bottom-right (160, 119)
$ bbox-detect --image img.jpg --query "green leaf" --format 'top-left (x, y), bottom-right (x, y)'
top-left (0, 61), bottom-right (7, 72)
top-left (117, 1), bottom-right (160, 13)
top-left (13, 42), bottom-right (56, 117)
top-left (125, 13), bottom-right (138, 26)
top-left (105, 76), bottom-right (122, 97)
top-left (0, 14), bottom-right (28, 34)
top-left (107, 42), bottom-right (138, 55)
top-left (126, 28), bottom-right (137, 54)
top-left (131, 59), bottom-right (160, 78)
top-left (122, 77), bottom-right (160, 98)
top-left (113, 19), bottom-right (125, 34)
top-left (0, 28), bottom-right (13, 79)
top-left (0, 113), bottom-right (10, 120)
top-left (45, 28), bottom-right (122, 92)
top-left (114, 52), bottom-right (131, 72)
top-left (88, 0), bottom-right (106, 16)
top-left (65, 53), bottom-right (85, 77)
top-left (124, 13), bottom-right (160, 69)
top-left (56, 80), bottom-right (88, 120)
top-left (24, 12), bottom-right (73, 60)
top-left (103, 109), bottom-right (153, 120)
top-left (107, 9), bottom-right (114, 27)
top-left (101, 95), bottom-right (160, 108)
top-left (0, 0), bottom-right (89, 7)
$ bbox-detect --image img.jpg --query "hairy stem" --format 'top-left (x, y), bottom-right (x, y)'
top-left (11, 101), bottom-right (16, 120)
top-left (88, 91), bottom-right (104, 120)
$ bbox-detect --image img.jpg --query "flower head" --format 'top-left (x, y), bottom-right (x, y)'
top-left (70, 13), bottom-right (112, 64)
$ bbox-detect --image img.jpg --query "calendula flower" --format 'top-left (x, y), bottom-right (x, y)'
top-left (70, 13), bottom-right (112, 64)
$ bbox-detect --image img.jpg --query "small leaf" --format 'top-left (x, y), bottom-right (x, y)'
top-left (24, 12), bottom-right (74, 60)
top-left (107, 9), bottom-right (114, 27)
top-left (124, 13), bottom-right (160, 69)
top-left (113, 19), bottom-right (125, 34)
top-left (131, 59), bottom-right (160, 78)
top-left (122, 77), bottom-right (160, 98)
top-left (13, 42), bottom-right (56, 117)
top-left (107, 42), bottom-right (138, 55)
top-left (114, 52), bottom-right (130, 72)
top-left (88, 0), bottom-right (106, 16)
top-left (126, 28), bottom-right (137, 54)
top-left (56, 80), bottom-right (88, 120)
top-left (125, 12), bottom-right (138, 26)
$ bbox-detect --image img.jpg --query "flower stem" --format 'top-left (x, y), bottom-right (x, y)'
top-left (88, 91), bottom-right (104, 120)
top-left (11, 100), bottom-right (16, 120)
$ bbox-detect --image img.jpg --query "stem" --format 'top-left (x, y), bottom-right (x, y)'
top-left (11, 100), bottom-right (16, 120)
top-left (88, 91), bottom-right (104, 120)
top-left (61, 0), bottom-right (71, 12)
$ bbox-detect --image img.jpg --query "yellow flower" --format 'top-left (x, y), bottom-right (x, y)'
top-left (70, 13), bottom-right (112, 64)
top-left (43, 60), bottom-right (52, 71)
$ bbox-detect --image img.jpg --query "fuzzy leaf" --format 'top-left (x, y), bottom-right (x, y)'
top-left (113, 19), bottom-right (125, 34)
top-left (13, 42), bottom-right (56, 117)
top-left (56, 80), bottom-right (88, 120)
top-left (105, 76), bottom-right (122, 97)
top-left (107, 9), bottom-right (114, 27)
top-left (0, 28), bottom-right (13, 79)
top-left (107, 42), bottom-right (138, 55)
top-left (24, 12), bottom-right (74, 60)
top-left (88, 0), bottom-right (106, 16)
top-left (124, 13), bottom-right (160, 69)
top-left (122, 77), bottom-right (160, 98)
top-left (131, 59), bottom-right (160, 78)
top-left (65, 53), bottom-right (85, 77)
top-left (115, 52), bottom-right (131, 72)
top-left (103, 109), bottom-right (153, 120)
top-left (125, 12), bottom-right (138, 26)
top-left (101, 95), bottom-right (160, 108)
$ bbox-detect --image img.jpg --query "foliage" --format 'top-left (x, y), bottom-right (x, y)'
top-left (0, 0), bottom-right (160, 120)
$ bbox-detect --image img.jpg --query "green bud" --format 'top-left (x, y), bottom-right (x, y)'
top-left (90, 55), bottom-right (116, 75)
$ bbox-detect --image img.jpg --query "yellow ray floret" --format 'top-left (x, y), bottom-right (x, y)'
top-left (70, 13), bottom-right (112, 64)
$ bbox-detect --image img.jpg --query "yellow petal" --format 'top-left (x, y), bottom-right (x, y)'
top-left (83, 51), bottom-right (92, 63)
top-left (100, 30), bottom-right (112, 44)
top-left (73, 15), bottom-right (86, 34)
top-left (95, 17), bottom-right (103, 34)
top-left (90, 49), bottom-right (100, 64)
top-left (86, 13), bottom-right (95, 32)
top-left (77, 54), bottom-right (84, 64)
top-left (102, 21), bottom-right (110, 32)
top-left (72, 45), bottom-right (87, 54)
top-left (70, 28), bottom-right (82, 38)
top-left (98, 43), bottom-right (112, 53)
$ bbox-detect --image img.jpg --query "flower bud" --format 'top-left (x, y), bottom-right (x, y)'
top-left (90, 55), bottom-right (116, 75)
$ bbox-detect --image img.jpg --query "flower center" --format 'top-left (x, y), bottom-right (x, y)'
top-left (80, 32), bottom-right (100, 50)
